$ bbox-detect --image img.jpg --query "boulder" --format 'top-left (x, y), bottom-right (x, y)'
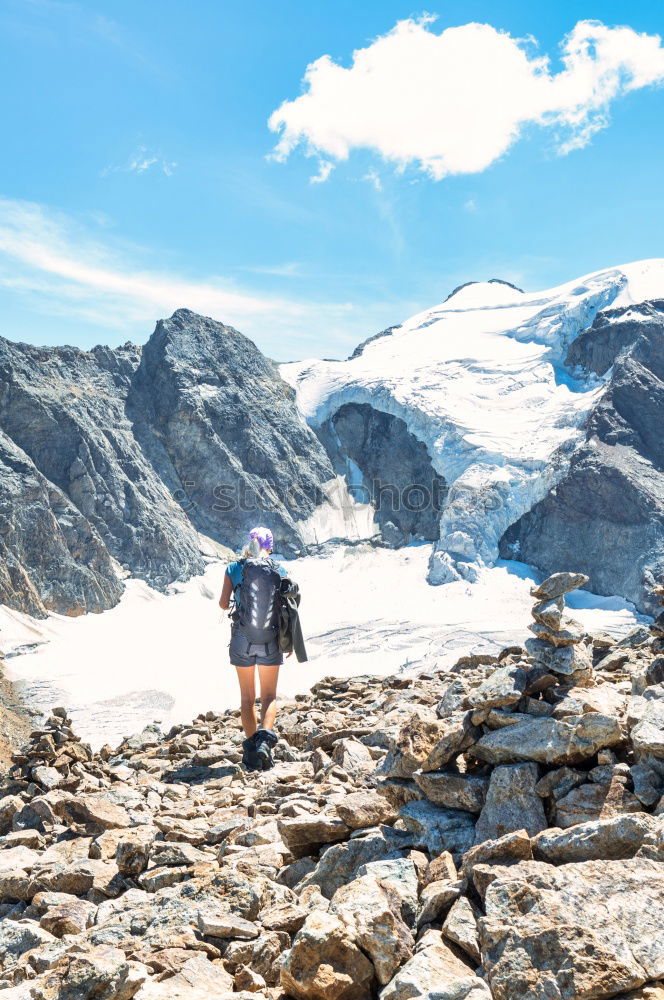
top-left (532, 814), bottom-right (661, 864)
top-left (280, 909), bottom-right (375, 1000)
top-left (461, 830), bottom-right (533, 878)
top-left (413, 770), bottom-right (488, 813)
top-left (379, 716), bottom-right (448, 779)
top-left (398, 801), bottom-right (476, 858)
top-left (115, 829), bottom-right (156, 877)
top-left (480, 858), bottom-right (664, 999)
top-left (356, 858), bottom-right (419, 926)
top-left (335, 791), bottom-right (397, 830)
top-left (277, 813), bottom-right (350, 859)
top-left (467, 665), bottom-right (527, 711)
top-left (29, 945), bottom-right (147, 1000)
top-left (40, 898), bottom-right (97, 937)
top-left (472, 714), bottom-right (623, 766)
top-left (474, 763), bottom-right (547, 844)
top-left (381, 929), bottom-right (491, 1000)
top-left (298, 827), bottom-right (412, 899)
top-left (331, 874), bottom-right (414, 984)
top-left (554, 779), bottom-right (644, 828)
top-left (62, 793), bottom-right (132, 830)
top-left (442, 895), bottom-right (481, 963)
top-left (632, 701), bottom-right (664, 758)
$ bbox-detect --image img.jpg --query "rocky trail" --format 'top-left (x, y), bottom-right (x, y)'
top-left (0, 571), bottom-right (663, 999)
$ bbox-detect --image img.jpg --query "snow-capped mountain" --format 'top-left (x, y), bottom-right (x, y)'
top-left (282, 260), bottom-right (664, 612)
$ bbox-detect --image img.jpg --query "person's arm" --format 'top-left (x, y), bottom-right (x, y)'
top-left (219, 571), bottom-right (233, 610)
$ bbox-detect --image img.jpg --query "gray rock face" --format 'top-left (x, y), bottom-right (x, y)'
top-left (316, 402), bottom-right (445, 544)
top-left (0, 310), bottom-right (333, 615)
top-left (480, 857), bottom-right (664, 999)
top-left (500, 304), bottom-right (664, 614)
top-left (474, 763), bottom-right (547, 844)
top-left (0, 430), bottom-right (122, 616)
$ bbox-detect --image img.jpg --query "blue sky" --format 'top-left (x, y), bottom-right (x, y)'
top-left (0, 0), bottom-right (663, 360)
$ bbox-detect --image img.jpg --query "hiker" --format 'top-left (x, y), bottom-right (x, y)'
top-left (219, 526), bottom-right (289, 771)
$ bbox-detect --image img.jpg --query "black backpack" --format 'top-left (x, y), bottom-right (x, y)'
top-left (235, 557), bottom-right (283, 642)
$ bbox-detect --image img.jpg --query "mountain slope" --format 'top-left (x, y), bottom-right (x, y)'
top-left (0, 311), bottom-right (333, 617)
top-left (283, 260), bottom-right (664, 612)
top-left (500, 301), bottom-right (664, 613)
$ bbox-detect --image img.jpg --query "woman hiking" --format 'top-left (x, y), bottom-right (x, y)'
top-left (219, 526), bottom-right (289, 771)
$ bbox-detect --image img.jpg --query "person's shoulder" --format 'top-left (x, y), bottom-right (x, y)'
top-left (226, 560), bottom-right (244, 585)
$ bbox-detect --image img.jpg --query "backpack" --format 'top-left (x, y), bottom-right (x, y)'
top-left (235, 557), bottom-right (283, 642)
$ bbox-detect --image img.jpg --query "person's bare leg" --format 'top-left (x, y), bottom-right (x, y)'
top-left (258, 663), bottom-right (280, 731)
top-left (235, 666), bottom-right (257, 737)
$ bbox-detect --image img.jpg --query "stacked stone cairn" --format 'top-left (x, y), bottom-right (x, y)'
top-left (0, 570), bottom-right (663, 999)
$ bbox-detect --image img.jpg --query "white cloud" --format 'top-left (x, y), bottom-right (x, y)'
top-left (363, 168), bottom-right (383, 193)
top-left (309, 159), bottom-right (334, 184)
top-left (102, 145), bottom-right (177, 178)
top-left (269, 17), bottom-right (664, 180)
top-left (0, 198), bottom-right (352, 351)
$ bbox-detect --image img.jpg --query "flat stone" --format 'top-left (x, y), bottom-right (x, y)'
top-left (528, 619), bottom-right (585, 647)
top-left (530, 572), bottom-right (589, 600)
top-left (197, 910), bottom-right (259, 939)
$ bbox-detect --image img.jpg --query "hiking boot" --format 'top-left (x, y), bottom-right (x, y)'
top-left (254, 728), bottom-right (278, 771)
top-left (242, 735), bottom-right (260, 771)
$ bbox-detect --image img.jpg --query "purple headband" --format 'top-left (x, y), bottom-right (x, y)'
top-left (249, 526), bottom-right (273, 551)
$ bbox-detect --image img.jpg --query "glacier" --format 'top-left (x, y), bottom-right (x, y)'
top-left (281, 259), bottom-right (664, 586)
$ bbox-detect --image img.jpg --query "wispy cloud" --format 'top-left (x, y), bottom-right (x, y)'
top-left (239, 261), bottom-right (303, 278)
top-left (309, 160), bottom-right (334, 185)
top-left (0, 198), bottom-right (352, 352)
top-left (269, 17), bottom-right (664, 181)
top-left (102, 145), bottom-right (177, 178)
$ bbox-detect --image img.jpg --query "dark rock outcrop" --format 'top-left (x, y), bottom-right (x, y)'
top-left (129, 310), bottom-right (333, 550)
top-left (317, 402), bottom-right (445, 544)
top-left (0, 311), bottom-right (333, 617)
top-left (500, 305), bottom-right (664, 613)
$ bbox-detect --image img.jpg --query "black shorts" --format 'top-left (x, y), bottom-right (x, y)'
top-left (229, 627), bottom-right (283, 668)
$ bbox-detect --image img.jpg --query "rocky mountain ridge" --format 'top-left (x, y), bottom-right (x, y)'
top-left (1, 260), bottom-right (663, 622)
top-left (0, 311), bottom-right (334, 618)
top-left (0, 571), bottom-right (663, 998)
